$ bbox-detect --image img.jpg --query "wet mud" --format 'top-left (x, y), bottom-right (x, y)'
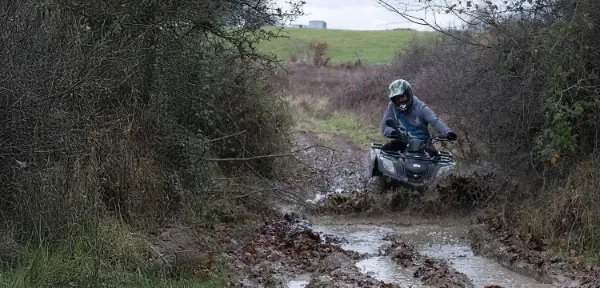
top-left (224, 213), bottom-right (398, 287)
top-left (307, 221), bottom-right (549, 288)
top-left (470, 218), bottom-right (600, 288)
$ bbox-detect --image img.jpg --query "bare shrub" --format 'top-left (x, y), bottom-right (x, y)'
top-left (310, 42), bottom-right (331, 66)
top-left (329, 63), bottom-right (401, 119)
top-left (288, 40), bottom-right (331, 66)
top-left (375, 0), bottom-right (600, 176)
top-left (0, 0), bottom-right (305, 281)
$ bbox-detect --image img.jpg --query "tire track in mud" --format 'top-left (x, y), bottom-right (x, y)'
top-left (383, 238), bottom-right (474, 287)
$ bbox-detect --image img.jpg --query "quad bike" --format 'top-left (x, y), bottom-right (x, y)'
top-left (365, 119), bottom-right (456, 193)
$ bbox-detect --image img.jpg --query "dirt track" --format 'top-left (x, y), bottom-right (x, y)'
top-left (275, 131), bottom-right (546, 287)
top-left (282, 130), bottom-right (600, 287)
top-left (149, 130), bottom-right (600, 287)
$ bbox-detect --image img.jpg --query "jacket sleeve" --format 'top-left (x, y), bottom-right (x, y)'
top-left (421, 103), bottom-right (452, 135)
top-left (381, 103), bottom-right (398, 137)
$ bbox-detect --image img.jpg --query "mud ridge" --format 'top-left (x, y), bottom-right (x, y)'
top-left (225, 213), bottom-right (398, 287)
top-left (469, 217), bottom-right (600, 288)
top-left (306, 251), bottom-right (400, 287)
top-left (382, 236), bottom-right (475, 288)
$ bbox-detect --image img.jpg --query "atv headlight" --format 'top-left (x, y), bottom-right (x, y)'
top-left (382, 158), bottom-right (395, 174)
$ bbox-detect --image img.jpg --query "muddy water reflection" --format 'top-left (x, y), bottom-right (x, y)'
top-left (287, 280), bottom-right (309, 288)
top-left (315, 224), bottom-right (394, 255)
top-left (355, 256), bottom-right (427, 287)
top-left (312, 224), bottom-right (552, 288)
top-left (397, 225), bottom-right (553, 288)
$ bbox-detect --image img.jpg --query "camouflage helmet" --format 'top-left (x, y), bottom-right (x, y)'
top-left (388, 79), bottom-right (413, 111)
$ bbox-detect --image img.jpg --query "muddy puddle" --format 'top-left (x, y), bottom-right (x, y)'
top-left (395, 225), bottom-right (553, 287)
top-left (355, 256), bottom-right (424, 286)
top-left (288, 223), bottom-right (553, 288)
top-left (287, 276), bottom-right (310, 288)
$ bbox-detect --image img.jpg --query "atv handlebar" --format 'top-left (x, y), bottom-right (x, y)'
top-left (432, 135), bottom-right (452, 142)
top-left (385, 119), bottom-right (455, 144)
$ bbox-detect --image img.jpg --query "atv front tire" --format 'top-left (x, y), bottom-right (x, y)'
top-left (366, 176), bottom-right (388, 194)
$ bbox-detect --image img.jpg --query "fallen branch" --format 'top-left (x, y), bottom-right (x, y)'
top-left (199, 144), bottom-right (334, 162)
top-left (145, 240), bottom-right (173, 271)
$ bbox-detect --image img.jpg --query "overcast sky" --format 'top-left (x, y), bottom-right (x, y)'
top-left (275, 0), bottom-right (467, 31)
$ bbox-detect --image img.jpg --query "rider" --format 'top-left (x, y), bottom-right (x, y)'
top-left (381, 79), bottom-right (457, 155)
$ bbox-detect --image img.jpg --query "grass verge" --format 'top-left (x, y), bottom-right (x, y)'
top-left (1, 263), bottom-right (226, 288)
top-left (291, 97), bottom-right (387, 147)
top-left (0, 216), bottom-right (234, 288)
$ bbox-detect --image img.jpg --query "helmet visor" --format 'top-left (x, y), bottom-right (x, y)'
top-left (391, 92), bottom-right (409, 107)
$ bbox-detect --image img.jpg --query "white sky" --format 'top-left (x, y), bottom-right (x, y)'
top-left (275, 0), bottom-right (468, 31)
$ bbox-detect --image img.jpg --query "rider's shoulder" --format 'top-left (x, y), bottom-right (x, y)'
top-left (412, 96), bottom-right (425, 108)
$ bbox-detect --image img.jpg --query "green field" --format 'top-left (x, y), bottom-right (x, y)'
top-left (257, 27), bottom-right (433, 64)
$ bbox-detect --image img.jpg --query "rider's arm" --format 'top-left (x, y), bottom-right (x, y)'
top-left (381, 103), bottom-right (398, 137)
top-left (421, 104), bottom-right (452, 135)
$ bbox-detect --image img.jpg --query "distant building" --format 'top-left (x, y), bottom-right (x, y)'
top-left (288, 20), bottom-right (327, 29)
top-left (308, 20), bottom-right (327, 29)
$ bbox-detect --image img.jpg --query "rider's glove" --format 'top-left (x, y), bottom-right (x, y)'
top-left (389, 130), bottom-right (407, 139)
top-left (446, 131), bottom-right (457, 141)
top-left (389, 130), bottom-right (400, 137)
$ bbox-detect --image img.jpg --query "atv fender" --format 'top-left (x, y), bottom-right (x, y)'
top-left (366, 145), bottom-right (383, 179)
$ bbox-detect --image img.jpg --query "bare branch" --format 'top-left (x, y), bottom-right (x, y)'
top-left (377, 0), bottom-right (492, 48)
top-left (199, 144), bottom-right (334, 162)
top-left (199, 130), bottom-right (247, 145)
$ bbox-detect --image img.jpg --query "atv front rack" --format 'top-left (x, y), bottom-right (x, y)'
top-left (371, 142), bottom-right (453, 163)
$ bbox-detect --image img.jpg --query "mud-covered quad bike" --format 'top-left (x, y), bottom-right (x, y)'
top-left (365, 119), bottom-right (456, 193)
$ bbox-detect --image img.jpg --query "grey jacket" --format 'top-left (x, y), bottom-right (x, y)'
top-left (381, 96), bottom-right (451, 140)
